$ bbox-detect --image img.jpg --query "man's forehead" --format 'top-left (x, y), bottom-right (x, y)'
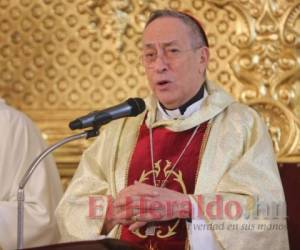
top-left (142, 17), bottom-right (192, 47)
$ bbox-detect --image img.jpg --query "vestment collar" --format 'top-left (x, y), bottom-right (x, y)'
top-left (144, 80), bottom-right (235, 132)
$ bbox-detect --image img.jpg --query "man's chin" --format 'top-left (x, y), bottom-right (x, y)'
top-left (157, 97), bottom-right (179, 109)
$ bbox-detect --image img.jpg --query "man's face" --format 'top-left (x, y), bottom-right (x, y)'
top-left (142, 17), bottom-right (209, 109)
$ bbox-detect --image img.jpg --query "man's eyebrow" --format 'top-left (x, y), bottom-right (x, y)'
top-left (143, 40), bottom-right (180, 48)
top-left (163, 40), bottom-right (179, 46)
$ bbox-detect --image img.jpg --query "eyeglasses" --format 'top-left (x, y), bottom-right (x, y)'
top-left (141, 46), bottom-right (203, 67)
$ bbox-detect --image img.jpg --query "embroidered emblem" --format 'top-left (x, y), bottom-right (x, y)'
top-left (132, 159), bottom-right (187, 238)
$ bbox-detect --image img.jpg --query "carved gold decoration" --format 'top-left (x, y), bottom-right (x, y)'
top-left (208, 0), bottom-right (300, 162)
top-left (0, 0), bottom-right (299, 188)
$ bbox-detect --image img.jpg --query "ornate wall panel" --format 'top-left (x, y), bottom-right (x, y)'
top-left (0, 0), bottom-right (299, 188)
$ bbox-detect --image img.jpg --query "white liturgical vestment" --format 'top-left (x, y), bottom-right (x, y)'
top-left (0, 98), bottom-right (63, 250)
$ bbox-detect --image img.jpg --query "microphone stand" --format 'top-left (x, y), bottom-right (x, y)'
top-left (17, 128), bottom-right (100, 249)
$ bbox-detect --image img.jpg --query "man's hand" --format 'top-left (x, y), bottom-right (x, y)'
top-left (113, 182), bottom-right (191, 231)
top-left (101, 183), bottom-right (159, 233)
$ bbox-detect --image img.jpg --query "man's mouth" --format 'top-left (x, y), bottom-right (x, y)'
top-left (157, 80), bottom-right (171, 86)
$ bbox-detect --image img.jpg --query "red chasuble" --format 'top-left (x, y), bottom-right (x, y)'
top-left (120, 119), bottom-right (210, 250)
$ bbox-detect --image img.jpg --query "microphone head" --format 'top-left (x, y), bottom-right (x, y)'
top-left (127, 98), bottom-right (146, 116)
top-left (69, 119), bottom-right (81, 130)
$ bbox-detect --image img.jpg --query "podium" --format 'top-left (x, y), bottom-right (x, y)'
top-left (23, 239), bottom-right (142, 250)
top-left (279, 162), bottom-right (300, 250)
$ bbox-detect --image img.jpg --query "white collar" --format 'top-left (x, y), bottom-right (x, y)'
top-left (156, 88), bottom-right (207, 120)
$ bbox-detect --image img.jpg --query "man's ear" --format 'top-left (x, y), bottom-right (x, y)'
top-left (198, 47), bottom-right (209, 75)
top-left (200, 47), bottom-right (209, 64)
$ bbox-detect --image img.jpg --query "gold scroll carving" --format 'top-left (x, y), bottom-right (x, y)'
top-left (0, 0), bottom-right (299, 188)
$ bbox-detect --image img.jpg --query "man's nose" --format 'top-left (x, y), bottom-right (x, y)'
top-left (153, 51), bottom-right (169, 72)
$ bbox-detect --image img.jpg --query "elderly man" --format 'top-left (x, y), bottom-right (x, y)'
top-left (56, 9), bottom-right (289, 250)
top-left (0, 98), bottom-right (63, 250)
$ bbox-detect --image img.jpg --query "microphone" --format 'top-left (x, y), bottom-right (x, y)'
top-left (69, 98), bottom-right (146, 130)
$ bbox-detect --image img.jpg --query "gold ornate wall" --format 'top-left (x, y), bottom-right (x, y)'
top-left (0, 0), bottom-right (299, 188)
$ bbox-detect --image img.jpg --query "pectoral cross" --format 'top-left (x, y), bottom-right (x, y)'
top-left (145, 223), bottom-right (156, 236)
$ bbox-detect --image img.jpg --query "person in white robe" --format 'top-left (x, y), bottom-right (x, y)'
top-left (0, 98), bottom-right (63, 250)
top-left (56, 9), bottom-right (289, 250)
